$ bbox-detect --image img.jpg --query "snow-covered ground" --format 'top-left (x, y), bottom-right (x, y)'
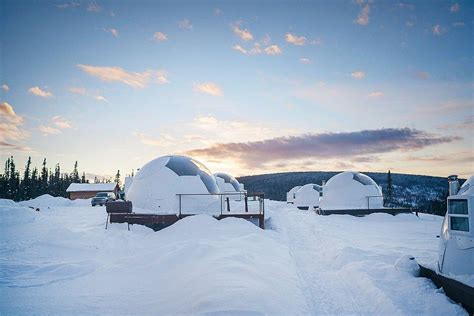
top-left (0, 196), bottom-right (468, 315)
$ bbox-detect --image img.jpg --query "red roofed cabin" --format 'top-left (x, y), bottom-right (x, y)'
top-left (66, 183), bottom-right (120, 200)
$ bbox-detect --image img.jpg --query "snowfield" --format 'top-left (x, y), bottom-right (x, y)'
top-left (0, 196), bottom-right (468, 315)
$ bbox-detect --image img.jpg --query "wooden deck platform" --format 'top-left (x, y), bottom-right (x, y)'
top-left (318, 208), bottom-right (413, 216)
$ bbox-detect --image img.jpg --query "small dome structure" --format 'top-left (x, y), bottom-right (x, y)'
top-left (214, 173), bottom-right (241, 193)
top-left (286, 186), bottom-right (301, 204)
top-left (438, 175), bottom-right (474, 277)
top-left (126, 155), bottom-right (219, 213)
top-left (294, 184), bottom-right (322, 210)
top-left (319, 171), bottom-right (383, 211)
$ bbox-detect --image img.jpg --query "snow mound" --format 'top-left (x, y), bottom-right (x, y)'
top-left (394, 255), bottom-right (420, 276)
top-left (0, 199), bottom-right (17, 207)
top-left (18, 194), bottom-right (91, 208)
top-left (0, 205), bottom-right (37, 225)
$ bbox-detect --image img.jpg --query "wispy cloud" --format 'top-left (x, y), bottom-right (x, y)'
top-left (87, 1), bottom-right (101, 12)
top-left (1, 84), bottom-right (9, 92)
top-left (193, 82), bottom-right (223, 96)
top-left (450, 3), bottom-right (460, 13)
top-left (38, 125), bottom-right (61, 135)
top-left (77, 64), bottom-right (169, 88)
top-left (214, 8), bottom-right (222, 16)
top-left (432, 24), bottom-right (445, 35)
top-left (355, 3), bottom-right (370, 26)
top-left (452, 22), bottom-right (465, 27)
top-left (368, 91), bottom-right (384, 98)
top-left (285, 33), bottom-right (306, 46)
top-left (69, 86), bottom-right (108, 101)
top-left (28, 86), bottom-right (53, 98)
top-left (415, 71), bottom-right (430, 80)
top-left (56, 1), bottom-right (80, 9)
top-left (133, 132), bottom-right (175, 147)
top-left (351, 71), bottom-right (365, 80)
top-left (185, 128), bottom-right (460, 168)
top-left (299, 58), bottom-right (311, 64)
top-left (0, 103), bottom-right (29, 149)
top-left (232, 44), bottom-right (247, 54)
top-left (232, 23), bottom-right (253, 41)
top-left (51, 116), bottom-right (73, 129)
top-left (153, 31), bottom-right (168, 41)
top-left (178, 19), bottom-right (192, 30)
top-left (104, 28), bottom-right (118, 37)
top-left (439, 115), bottom-right (473, 131)
top-left (264, 45), bottom-right (282, 55)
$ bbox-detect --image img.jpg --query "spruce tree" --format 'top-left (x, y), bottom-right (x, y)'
top-left (40, 158), bottom-right (48, 195)
top-left (81, 172), bottom-right (86, 183)
top-left (72, 161), bottom-right (79, 183)
top-left (21, 156), bottom-right (32, 200)
top-left (114, 170), bottom-right (121, 188)
top-left (386, 170), bottom-right (393, 207)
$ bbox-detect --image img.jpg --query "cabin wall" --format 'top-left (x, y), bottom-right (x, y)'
top-left (69, 191), bottom-right (111, 200)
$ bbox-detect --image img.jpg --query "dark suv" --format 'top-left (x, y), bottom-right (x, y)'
top-left (91, 192), bottom-right (116, 206)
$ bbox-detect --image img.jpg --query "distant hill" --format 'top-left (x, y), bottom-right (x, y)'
top-left (237, 172), bottom-right (465, 215)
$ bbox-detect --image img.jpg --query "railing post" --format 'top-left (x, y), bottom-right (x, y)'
top-left (178, 194), bottom-right (182, 217)
top-left (226, 197), bottom-right (230, 212)
top-left (245, 195), bottom-right (248, 213)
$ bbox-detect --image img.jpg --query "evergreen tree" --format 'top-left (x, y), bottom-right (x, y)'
top-left (31, 167), bottom-right (39, 198)
top-left (40, 158), bottom-right (48, 195)
top-left (72, 161), bottom-right (80, 183)
top-left (81, 172), bottom-right (86, 183)
top-left (21, 156), bottom-right (32, 200)
top-left (8, 156), bottom-right (20, 200)
top-left (114, 170), bottom-right (121, 188)
top-left (386, 170), bottom-right (393, 207)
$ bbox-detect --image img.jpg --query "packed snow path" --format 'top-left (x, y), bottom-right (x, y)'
top-left (0, 196), bottom-right (468, 315)
top-left (268, 201), bottom-right (466, 315)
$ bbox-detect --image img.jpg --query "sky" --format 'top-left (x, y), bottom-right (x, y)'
top-left (0, 0), bottom-right (473, 179)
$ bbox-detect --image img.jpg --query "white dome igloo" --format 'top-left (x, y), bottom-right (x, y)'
top-left (319, 171), bottom-right (383, 211)
top-left (127, 155), bottom-right (219, 213)
top-left (214, 173), bottom-right (241, 193)
top-left (295, 184), bottom-right (322, 210)
top-left (286, 186), bottom-right (302, 204)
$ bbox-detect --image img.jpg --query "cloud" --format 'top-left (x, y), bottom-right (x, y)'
top-left (450, 3), bottom-right (460, 13)
top-left (0, 102), bottom-right (23, 124)
top-left (133, 132), bottom-right (175, 147)
top-left (87, 1), bottom-right (101, 12)
top-left (406, 21), bottom-right (415, 27)
top-left (153, 31), bottom-right (168, 41)
top-left (285, 33), bottom-right (307, 46)
top-left (193, 82), bottom-right (223, 96)
top-left (38, 125), bottom-right (61, 135)
top-left (396, 3), bottom-right (415, 10)
top-left (351, 71), bottom-right (365, 80)
top-left (214, 8), bottom-right (222, 16)
top-left (69, 86), bottom-right (108, 101)
top-left (439, 115), bottom-right (474, 131)
top-left (51, 116), bottom-right (73, 129)
top-left (95, 95), bottom-right (108, 102)
top-left (299, 58), bottom-right (311, 64)
top-left (0, 102), bottom-right (30, 151)
top-left (232, 23), bottom-right (253, 41)
top-left (415, 71), bottom-right (430, 80)
top-left (104, 28), bottom-right (118, 37)
top-left (355, 4), bottom-right (370, 25)
top-left (264, 45), bottom-right (282, 55)
top-left (178, 19), bottom-right (192, 30)
top-left (232, 44), bottom-right (247, 54)
top-left (1, 84), bottom-right (9, 92)
top-left (368, 91), bottom-right (384, 98)
top-left (452, 22), bottom-right (465, 27)
top-left (432, 24), bottom-right (445, 35)
top-left (28, 86), bottom-right (53, 98)
top-left (77, 64), bottom-right (169, 88)
top-left (56, 1), bottom-right (80, 9)
top-left (185, 128), bottom-right (460, 168)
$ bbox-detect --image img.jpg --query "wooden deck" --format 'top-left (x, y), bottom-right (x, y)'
top-left (317, 208), bottom-right (413, 216)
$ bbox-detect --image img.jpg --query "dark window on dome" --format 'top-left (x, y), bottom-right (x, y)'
top-left (312, 185), bottom-right (322, 192)
top-left (353, 173), bottom-right (375, 186)
top-left (166, 156), bottom-right (219, 194)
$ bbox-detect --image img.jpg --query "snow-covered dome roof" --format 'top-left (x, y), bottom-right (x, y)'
top-left (295, 184), bottom-right (321, 210)
top-left (319, 171), bottom-right (383, 211)
top-left (127, 155), bottom-right (219, 212)
top-left (214, 172), bottom-right (241, 192)
top-left (457, 175), bottom-right (474, 196)
top-left (287, 186), bottom-right (302, 203)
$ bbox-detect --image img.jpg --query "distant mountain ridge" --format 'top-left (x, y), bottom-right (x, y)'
top-left (237, 171), bottom-right (465, 215)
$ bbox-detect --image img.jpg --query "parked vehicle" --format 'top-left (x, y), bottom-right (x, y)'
top-left (91, 192), bottom-right (116, 206)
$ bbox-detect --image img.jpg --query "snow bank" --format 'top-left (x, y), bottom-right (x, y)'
top-left (0, 204), bottom-right (306, 314)
top-left (18, 194), bottom-right (91, 208)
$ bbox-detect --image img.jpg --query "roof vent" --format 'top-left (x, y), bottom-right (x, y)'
top-left (448, 175), bottom-right (459, 196)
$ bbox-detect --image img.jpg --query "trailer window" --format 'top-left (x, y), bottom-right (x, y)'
top-left (448, 200), bottom-right (468, 215)
top-left (450, 217), bottom-right (469, 232)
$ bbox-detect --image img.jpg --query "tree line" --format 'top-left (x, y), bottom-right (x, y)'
top-left (0, 156), bottom-right (121, 201)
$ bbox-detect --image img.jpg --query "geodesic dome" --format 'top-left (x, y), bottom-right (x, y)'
top-left (126, 155), bottom-right (219, 213)
top-left (215, 173), bottom-right (241, 193)
top-left (294, 184), bottom-right (321, 210)
top-left (286, 186), bottom-right (301, 204)
top-left (319, 171), bottom-right (383, 211)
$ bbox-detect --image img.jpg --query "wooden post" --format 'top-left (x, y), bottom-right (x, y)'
top-left (245, 196), bottom-right (248, 213)
top-left (226, 197), bottom-right (230, 212)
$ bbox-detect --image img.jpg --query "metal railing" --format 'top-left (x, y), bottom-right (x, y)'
top-left (176, 192), bottom-right (265, 217)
